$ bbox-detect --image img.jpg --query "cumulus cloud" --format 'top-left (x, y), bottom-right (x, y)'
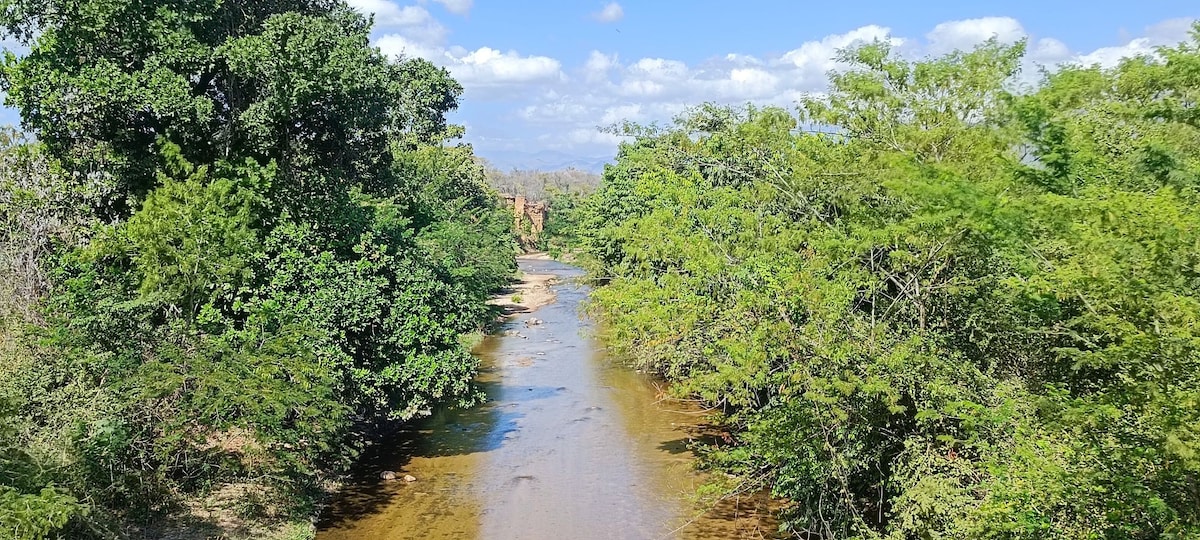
top-left (375, 34), bottom-right (447, 63)
top-left (353, 8), bottom-right (1197, 160)
top-left (1029, 37), bottom-right (1072, 63)
top-left (583, 51), bottom-right (618, 82)
top-left (376, 39), bottom-right (564, 89)
top-left (599, 104), bottom-right (642, 125)
top-left (1073, 18), bottom-right (1195, 67)
top-left (498, 17), bottom-right (1198, 157)
top-left (716, 68), bottom-right (780, 98)
top-left (348, 1), bottom-right (430, 27)
top-left (452, 47), bottom-right (564, 87)
top-left (347, 0), bottom-right (448, 44)
top-left (925, 16), bottom-right (1026, 55)
top-left (592, 2), bottom-right (624, 23)
top-left (360, 1), bottom-right (563, 94)
top-left (778, 24), bottom-right (896, 70)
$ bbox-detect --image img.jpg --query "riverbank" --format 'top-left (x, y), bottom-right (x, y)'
top-left (487, 254), bottom-right (559, 316)
top-left (317, 259), bottom-right (779, 539)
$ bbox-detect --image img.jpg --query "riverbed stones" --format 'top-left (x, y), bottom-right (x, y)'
top-left (403, 474), bottom-right (417, 483)
top-left (380, 471), bottom-right (396, 481)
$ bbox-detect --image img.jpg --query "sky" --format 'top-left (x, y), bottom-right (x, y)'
top-left (2, 1), bottom-right (1198, 169)
top-left (351, 0), bottom-right (1197, 169)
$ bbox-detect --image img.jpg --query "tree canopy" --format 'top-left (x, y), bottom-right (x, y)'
top-left (578, 28), bottom-right (1200, 539)
top-left (0, 1), bottom-right (515, 537)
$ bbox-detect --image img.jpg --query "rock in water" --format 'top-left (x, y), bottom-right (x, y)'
top-left (380, 471), bottom-right (396, 481)
top-left (403, 474), bottom-right (417, 483)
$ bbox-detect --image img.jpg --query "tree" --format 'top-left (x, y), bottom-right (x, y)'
top-left (0, 0), bottom-right (513, 534)
top-left (578, 30), bottom-right (1200, 538)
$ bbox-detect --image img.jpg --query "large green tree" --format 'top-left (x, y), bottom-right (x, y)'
top-left (0, 0), bottom-right (514, 536)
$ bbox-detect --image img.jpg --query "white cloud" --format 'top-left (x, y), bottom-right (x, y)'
top-left (1073, 19), bottom-right (1195, 68)
top-left (775, 24), bottom-right (901, 91)
top-left (362, 10), bottom-right (1197, 162)
top-left (452, 47), bottom-right (564, 87)
top-left (520, 101), bottom-right (593, 123)
top-left (376, 34), bottom-right (448, 62)
top-left (616, 79), bottom-right (665, 97)
top-left (1029, 37), bottom-right (1072, 63)
top-left (723, 53), bottom-right (764, 66)
top-left (778, 24), bottom-right (895, 69)
top-left (600, 104), bottom-right (642, 124)
top-left (584, 51), bottom-right (618, 81)
top-left (629, 58), bottom-right (689, 80)
top-left (593, 3), bottom-right (624, 23)
top-left (347, 0), bottom-right (448, 44)
top-left (349, 1), bottom-right (428, 27)
top-left (1076, 39), bottom-right (1157, 67)
top-left (925, 17), bottom-right (1026, 55)
top-left (379, 38), bottom-right (564, 90)
top-left (716, 68), bottom-right (780, 98)
top-left (366, 3), bottom-right (563, 94)
top-left (426, 0), bottom-right (472, 15)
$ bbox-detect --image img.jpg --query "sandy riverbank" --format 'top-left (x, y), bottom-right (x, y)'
top-left (487, 255), bottom-right (559, 316)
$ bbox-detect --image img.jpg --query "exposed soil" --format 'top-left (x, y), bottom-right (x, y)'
top-left (487, 255), bottom-right (558, 316)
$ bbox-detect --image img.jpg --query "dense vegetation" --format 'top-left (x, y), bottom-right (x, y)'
top-left (536, 188), bottom-right (590, 256)
top-left (484, 167), bottom-right (598, 255)
top-left (0, 1), bottom-right (513, 538)
top-left (578, 31), bottom-right (1200, 539)
top-left (484, 167), bottom-right (601, 200)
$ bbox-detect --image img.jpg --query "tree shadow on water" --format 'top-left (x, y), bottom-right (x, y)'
top-left (682, 490), bottom-right (783, 540)
top-left (657, 423), bottom-right (733, 456)
top-left (317, 379), bottom-right (568, 529)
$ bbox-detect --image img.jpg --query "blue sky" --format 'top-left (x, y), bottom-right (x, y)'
top-left (355, 0), bottom-right (1197, 168)
top-left (4, 1), bottom-right (1198, 169)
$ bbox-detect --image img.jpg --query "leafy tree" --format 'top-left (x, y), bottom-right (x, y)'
top-left (0, 0), bottom-right (514, 535)
top-left (579, 29), bottom-right (1200, 539)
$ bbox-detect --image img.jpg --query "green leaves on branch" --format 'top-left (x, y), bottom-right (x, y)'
top-left (0, 0), bottom-right (512, 536)
top-left (581, 28), bottom-right (1200, 539)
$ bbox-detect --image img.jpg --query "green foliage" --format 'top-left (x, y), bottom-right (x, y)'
top-left (580, 29), bottom-right (1200, 539)
top-left (538, 189), bottom-right (589, 255)
top-left (0, 0), bottom-right (513, 536)
top-left (1, 395), bottom-right (85, 540)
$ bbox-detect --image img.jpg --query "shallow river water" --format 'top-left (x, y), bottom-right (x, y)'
top-left (317, 259), bottom-right (777, 540)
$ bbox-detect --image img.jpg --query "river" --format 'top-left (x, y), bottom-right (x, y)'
top-left (316, 259), bottom-right (777, 540)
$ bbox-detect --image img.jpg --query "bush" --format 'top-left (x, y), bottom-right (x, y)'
top-left (580, 33), bottom-right (1200, 538)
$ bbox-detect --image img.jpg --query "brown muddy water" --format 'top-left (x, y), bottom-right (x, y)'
top-left (317, 259), bottom-right (778, 540)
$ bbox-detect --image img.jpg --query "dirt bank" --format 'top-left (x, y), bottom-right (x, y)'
top-left (488, 261), bottom-right (557, 316)
top-left (516, 251), bottom-right (578, 263)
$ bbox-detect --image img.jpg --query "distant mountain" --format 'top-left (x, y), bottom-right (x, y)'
top-left (480, 150), bottom-right (613, 174)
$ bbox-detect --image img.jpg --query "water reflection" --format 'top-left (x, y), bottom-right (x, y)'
top-left (318, 259), bottom-right (778, 540)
